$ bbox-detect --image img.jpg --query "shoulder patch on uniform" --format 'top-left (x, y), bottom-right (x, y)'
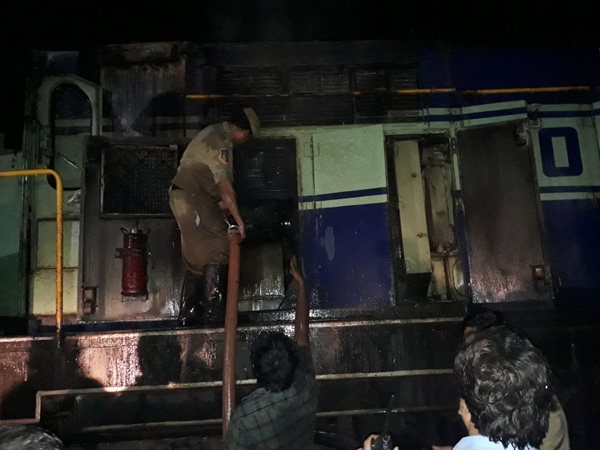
top-left (218, 148), bottom-right (230, 164)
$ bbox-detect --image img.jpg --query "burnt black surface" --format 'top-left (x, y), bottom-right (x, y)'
top-left (186, 43), bottom-right (420, 127)
top-left (233, 138), bottom-right (298, 242)
top-left (0, 317), bottom-right (31, 336)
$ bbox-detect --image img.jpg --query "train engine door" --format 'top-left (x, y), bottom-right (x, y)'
top-left (28, 76), bottom-right (102, 318)
top-left (302, 125), bottom-right (394, 308)
top-left (455, 101), bottom-right (552, 303)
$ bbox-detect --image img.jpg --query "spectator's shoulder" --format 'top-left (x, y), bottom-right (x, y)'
top-left (228, 390), bottom-right (267, 422)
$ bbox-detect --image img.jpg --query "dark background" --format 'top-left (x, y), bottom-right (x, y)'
top-left (2, 0), bottom-right (600, 48)
top-left (1, 0), bottom-right (599, 150)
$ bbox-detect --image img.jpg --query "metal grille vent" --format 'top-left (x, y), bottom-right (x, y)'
top-left (290, 95), bottom-right (354, 125)
top-left (290, 69), bottom-right (350, 94)
top-left (101, 145), bottom-right (177, 216)
top-left (355, 69), bottom-right (387, 91)
top-left (356, 94), bottom-right (422, 122)
top-left (217, 98), bottom-right (288, 125)
top-left (218, 69), bottom-right (284, 95)
top-left (204, 64), bottom-right (419, 126)
top-left (355, 65), bottom-right (420, 122)
top-left (387, 67), bottom-right (418, 90)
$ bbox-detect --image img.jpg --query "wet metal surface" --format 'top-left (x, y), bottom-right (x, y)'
top-left (457, 124), bottom-right (550, 303)
top-left (0, 318), bottom-right (463, 421)
top-left (239, 242), bottom-right (285, 311)
top-left (0, 311), bottom-right (598, 447)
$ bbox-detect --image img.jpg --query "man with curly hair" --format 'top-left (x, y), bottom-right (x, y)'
top-left (224, 257), bottom-right (318, 449)
top-left (453, 308), bottom-right (569, 450)
top-left (452, 326), bottom-right (554, 450)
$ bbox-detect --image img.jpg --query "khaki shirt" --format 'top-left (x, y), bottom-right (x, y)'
top-left (172, 123), bottom-right (234, 200)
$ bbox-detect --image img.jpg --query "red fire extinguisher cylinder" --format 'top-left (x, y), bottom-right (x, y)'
top-left (116, 226), bottom-right (149, 297)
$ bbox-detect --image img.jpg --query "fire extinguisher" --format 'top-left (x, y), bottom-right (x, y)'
top-left (115, 224), bottom-right (150, 297)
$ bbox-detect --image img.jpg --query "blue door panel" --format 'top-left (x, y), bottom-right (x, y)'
top-left (542, 199), bottom-right (600, 304)
top-left (301, 203), bottom-right (393, 309)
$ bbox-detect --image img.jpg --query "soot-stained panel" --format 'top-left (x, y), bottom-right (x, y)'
top-left (233, 138), bottom-right (298, 241)
top-left (457, 124), bottom-right (550, 302)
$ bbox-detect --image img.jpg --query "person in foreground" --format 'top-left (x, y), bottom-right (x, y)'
top-left (360, 326), bottom-right (553, 450)
top-left (224, 257), bottom-right (318, 450)
top-left (439, 307), bottom-right (569, 450)
top-left (450, 326), bottom-right (554, 450)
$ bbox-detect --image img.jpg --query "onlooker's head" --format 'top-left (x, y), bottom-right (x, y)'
top-left (454, 326), bottom-right (554, 450)
top-left (462, 307), bottom-right (505, 335)
top-left (250, 331), bottom-right (299, 392)
top-left (228, 107), bottom-right (260, 145)
top-left (0, 425), bottom-right (64, 449)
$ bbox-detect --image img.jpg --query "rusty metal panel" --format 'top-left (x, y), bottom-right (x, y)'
top-left (457, 123), bottom-right (550, 302)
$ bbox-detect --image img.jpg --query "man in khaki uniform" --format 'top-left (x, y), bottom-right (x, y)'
top-left (170, 107), bottom-right (260, 326)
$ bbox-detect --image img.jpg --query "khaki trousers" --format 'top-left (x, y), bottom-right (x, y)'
top-left (169, 188), bottom-right (229, 275)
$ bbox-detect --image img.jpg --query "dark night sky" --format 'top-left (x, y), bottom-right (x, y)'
top-left (1, 0), bottom-right (600, 49)
top-left (0, 0), bottom-right (598, 149)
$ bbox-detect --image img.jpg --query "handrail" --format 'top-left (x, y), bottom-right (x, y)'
top-left (186, 85), bottom-right (595, 99)
top-left (0, 169), bottom-right (63, 344)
